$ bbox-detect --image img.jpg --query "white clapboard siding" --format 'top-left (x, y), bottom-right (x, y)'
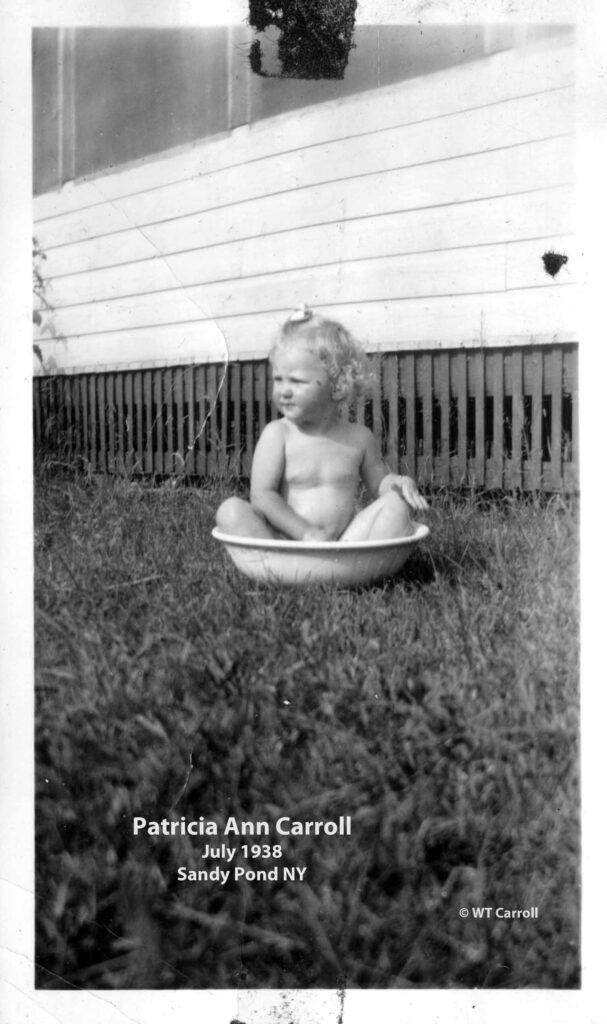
top-left (46, 285), bottom-right (575, 374)
top-left (46, 237), bottom-right (573, 339)
top-left (505, 237), bottom-right (576, 291)
top-left (220, 288), bottom-right (575, 353)
top-left (39, 133), bottom-right (574, 282)
top-left (36, 86), bottom-right (573, 252)
top-left (33, 38), bottom-right (575, 373)
top-left (316, 289), bottom-right (576, 348)
top-left (45, 187), bottom-right (572, 309)
top-left (36, 320), bottom-right (230, 373)
top-left (34, 34), bottom-right (573, 222)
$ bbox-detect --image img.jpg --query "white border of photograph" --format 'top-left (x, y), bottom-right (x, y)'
top-left (1, 1), bottom-right (603, 1022)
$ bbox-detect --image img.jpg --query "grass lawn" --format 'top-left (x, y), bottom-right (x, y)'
top-left (34, 467), bottom-right (580, 989)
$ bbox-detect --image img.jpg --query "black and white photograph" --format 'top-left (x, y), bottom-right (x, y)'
top-left (1, 0), bottom-right (603, 1021)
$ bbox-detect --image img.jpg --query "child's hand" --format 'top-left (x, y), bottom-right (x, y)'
top-left (393, 476), bottom-right (429, 513)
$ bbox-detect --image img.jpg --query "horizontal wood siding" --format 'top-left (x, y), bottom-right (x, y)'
top-left (33, 39), bottom-right (575, 375)
top-left (33, 343), bottom-right (579, 493)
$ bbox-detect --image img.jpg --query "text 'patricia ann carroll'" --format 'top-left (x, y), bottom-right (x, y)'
top-left (132, 815), bottom-right (353, 886)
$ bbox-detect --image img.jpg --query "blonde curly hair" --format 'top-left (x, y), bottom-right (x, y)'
top-left (271, 307), bottom-right (373, 410)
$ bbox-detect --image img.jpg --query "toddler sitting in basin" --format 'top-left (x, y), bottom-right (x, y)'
top-left (216, 306), bottom-right (428, 542)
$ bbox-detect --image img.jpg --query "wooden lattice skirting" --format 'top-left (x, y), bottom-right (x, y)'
top-left (33, 343), bottom-right (579, 492)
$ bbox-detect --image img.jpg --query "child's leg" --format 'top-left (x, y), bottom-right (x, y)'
top-left (216, 497), bottom-right (281, 539)
top-left (340, 490), bottom-right (415, 542)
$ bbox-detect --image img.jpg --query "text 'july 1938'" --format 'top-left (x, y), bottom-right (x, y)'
top-left (131, 815), bottom-right (353, 885)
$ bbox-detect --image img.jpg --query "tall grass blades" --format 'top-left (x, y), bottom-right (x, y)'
top-left (35, 470), bottom-right (579, 989)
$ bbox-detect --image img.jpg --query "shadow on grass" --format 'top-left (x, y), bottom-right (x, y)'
top-left (371, 551), bottom-right (437, 591)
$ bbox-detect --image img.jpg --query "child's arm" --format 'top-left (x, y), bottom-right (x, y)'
top-left (361, 429), bottom-right (429, 512)
top-left (250, 421), bottom-right (315, 540)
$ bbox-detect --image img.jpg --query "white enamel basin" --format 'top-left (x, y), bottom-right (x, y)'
top-left (212, 524), bottom-right (429, 587)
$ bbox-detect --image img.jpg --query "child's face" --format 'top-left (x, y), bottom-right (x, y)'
top-left (271, 343), bottom-right (336, 426)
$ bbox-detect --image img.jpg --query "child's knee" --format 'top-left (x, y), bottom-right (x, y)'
top-left (216, 496), bottom-right (248, 531)
top-left (381, 489), bottom-right (411, 516)
top-left (378, 489), bottom-right (414, 532)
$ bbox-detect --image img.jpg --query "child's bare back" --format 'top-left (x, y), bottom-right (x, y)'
top-left (216, 307), bottom-right (428, 543)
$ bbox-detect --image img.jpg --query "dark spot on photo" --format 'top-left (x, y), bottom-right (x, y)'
top-left (542, 251), bottom-right (569, 277)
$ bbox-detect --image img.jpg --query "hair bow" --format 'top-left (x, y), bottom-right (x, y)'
top-left (289, 304), bottom-right (312, 322)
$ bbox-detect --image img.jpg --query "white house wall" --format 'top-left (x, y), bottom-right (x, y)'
top-left (33, 36), bottom-right (575, 375)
